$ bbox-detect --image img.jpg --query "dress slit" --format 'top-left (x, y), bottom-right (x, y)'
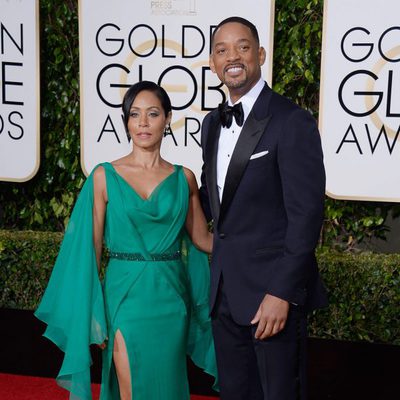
top-left (113, 328), bottom-right (133, 400)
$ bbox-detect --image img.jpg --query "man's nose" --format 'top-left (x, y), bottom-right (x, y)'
top-left (227, 47), bottom-right (240, 61)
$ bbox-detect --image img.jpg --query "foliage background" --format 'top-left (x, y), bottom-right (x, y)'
top-left (0, 0), bottom-right (399, 247)
top-left (0, 1), bottom-right (83, 232)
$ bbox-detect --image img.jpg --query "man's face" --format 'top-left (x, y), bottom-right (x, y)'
top-left (210, 22), bottom-right (266, 102)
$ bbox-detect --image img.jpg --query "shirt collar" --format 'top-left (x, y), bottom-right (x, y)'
top-left (228, 77), bottom-right (265, 120)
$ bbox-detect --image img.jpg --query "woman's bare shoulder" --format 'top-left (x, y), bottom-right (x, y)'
top-left (182, 166), bottom-right (198, 191)
top-left (93, 165), bottom-right (106, 191)
top-left (182, 166), bottom-right (195, 180)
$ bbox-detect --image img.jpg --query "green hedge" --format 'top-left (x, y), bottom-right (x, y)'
top-left (0, 230), bottom-right (62, 310)
top-left (1, 230), bottom-right (399, 345)
top-left (308, 251), bottom-right (400, 344)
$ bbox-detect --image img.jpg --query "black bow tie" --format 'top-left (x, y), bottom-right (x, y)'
top-left (218, 102), bottom-right (244, 128)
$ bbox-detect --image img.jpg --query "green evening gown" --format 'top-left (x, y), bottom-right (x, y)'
top-left (35, 162), bottom-right (218, 400)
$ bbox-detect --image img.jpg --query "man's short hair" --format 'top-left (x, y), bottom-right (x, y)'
top-left (211, 16), bottom-right (260, 47)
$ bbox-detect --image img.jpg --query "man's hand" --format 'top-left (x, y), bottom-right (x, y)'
top-left (251, 294), bottom-right (289, 339)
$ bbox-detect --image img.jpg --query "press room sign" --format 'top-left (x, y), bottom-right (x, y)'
top-left (79, 0), bottom-right (275, 178)
top-left (320, 0), bottom-right (400, 201)
top-left (0, 0), bottom-right (40, 182)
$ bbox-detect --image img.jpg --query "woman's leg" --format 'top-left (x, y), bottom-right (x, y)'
top-left (113, 329), bottom-right (132, 400)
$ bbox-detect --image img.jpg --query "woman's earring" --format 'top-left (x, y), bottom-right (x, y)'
top-left (164, 124), bottom-right (173, 136)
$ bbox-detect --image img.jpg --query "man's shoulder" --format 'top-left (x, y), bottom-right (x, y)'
top-left (270, 89), bottom-right (302, 113)
top-left (200, 108), bottom-right (219, 146)
top-left (203, 108), bottom-right (219, 122)
top-left (268, 89), bottom-right (315, 122)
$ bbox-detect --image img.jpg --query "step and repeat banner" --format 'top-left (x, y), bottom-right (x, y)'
top-left (0, 0), bottom-right (40, 182)
top-left (320, 0), bottom-right (400, 201)
top-left (78, 0), bottom-right (275, 178)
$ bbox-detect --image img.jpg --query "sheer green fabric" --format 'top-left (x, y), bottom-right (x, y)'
top-left (35, 163), bottom-right (218, 400)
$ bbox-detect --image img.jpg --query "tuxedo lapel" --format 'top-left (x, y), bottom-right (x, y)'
top-left (219, 85), bottom-right (273, 227)
top-left (205, 113), bottom-right (222, 223)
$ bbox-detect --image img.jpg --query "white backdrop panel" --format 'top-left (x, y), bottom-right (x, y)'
top-left (79, 0), bottom-right (275, 180)
top-left (0, 0), bottom-right (40, 182)
top-left (320, 0), bottom-right (400, 201)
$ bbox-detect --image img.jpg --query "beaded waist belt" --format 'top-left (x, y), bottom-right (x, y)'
top-left (109, 250), bottom-right (181, 262)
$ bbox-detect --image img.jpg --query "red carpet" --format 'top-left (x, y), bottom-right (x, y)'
top-left (0, 373), bottom-right (218, 400)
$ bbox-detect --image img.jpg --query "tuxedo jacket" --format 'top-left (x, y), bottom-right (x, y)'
top-left (200, 83), bottom-right (328, 325)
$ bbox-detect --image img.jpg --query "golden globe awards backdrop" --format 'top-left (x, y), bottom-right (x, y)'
top-left (79, 0), bottom-right (275, 178)
top-left (0, 0), bottom-right (40, 182)
top-left (320, 0), bottom-right (400, 201)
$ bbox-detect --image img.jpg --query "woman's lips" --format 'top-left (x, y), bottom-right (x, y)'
top-left (137, 132), bottom-right (152, 139)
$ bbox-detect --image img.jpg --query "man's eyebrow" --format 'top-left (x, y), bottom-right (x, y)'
top-left (214, 38), bottom-right (251, 47)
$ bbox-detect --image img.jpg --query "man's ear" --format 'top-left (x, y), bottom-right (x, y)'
top-left (258, 47), bottom-right (266, 66)
top-left (209, 54), bottom-right (216, 73)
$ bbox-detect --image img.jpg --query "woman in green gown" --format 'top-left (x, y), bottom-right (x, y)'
top-left (35, 81), bottom-right (218, 400)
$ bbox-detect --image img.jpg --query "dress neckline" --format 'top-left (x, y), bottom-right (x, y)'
top-left (107, 162), bottom-right (178, 201)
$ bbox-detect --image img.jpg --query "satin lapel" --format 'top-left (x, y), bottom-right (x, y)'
top-left (205, 113), bottom-right (221, 223)
top-left (219, 110), bottom-right (271, 227)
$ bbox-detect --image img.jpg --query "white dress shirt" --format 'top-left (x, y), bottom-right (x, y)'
top-left (216, 78), bottom-right (265, 201)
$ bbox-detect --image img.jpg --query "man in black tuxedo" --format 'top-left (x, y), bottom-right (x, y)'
top-left (200, 17), bottom-right (327, 400)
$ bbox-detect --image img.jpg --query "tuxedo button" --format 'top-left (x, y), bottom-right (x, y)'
top-left (219, 233), bottom-right (226, 239)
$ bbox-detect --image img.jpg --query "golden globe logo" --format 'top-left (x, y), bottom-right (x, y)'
top-left (336, 26), bottom-right (400, 155)
top-left (94, 23), bottom-right (226, 146)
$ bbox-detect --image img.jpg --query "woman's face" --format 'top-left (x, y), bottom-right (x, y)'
top-left (127, 90), bottom-right (171, 150)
